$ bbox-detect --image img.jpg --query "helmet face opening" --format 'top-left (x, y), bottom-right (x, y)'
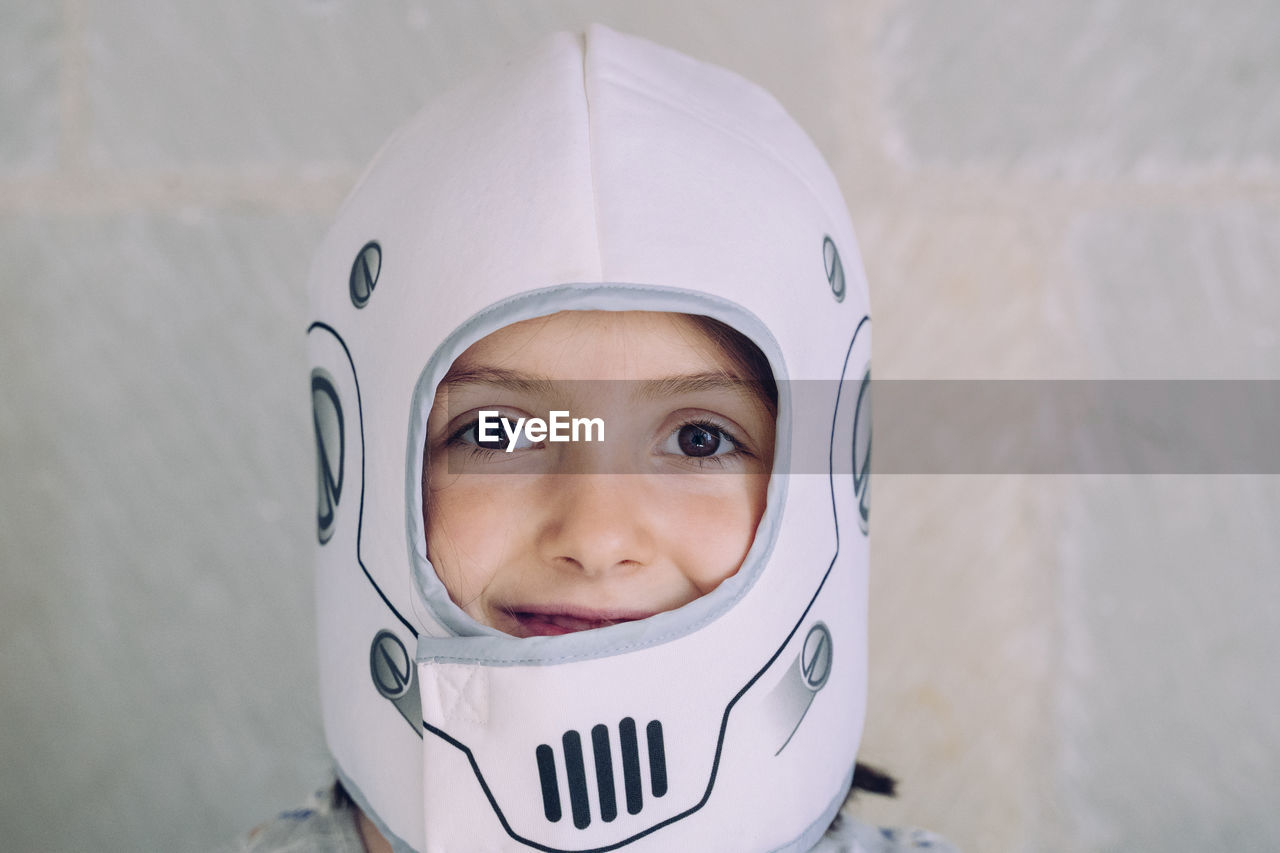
top-left (414, 308), bottom-right (779, 641)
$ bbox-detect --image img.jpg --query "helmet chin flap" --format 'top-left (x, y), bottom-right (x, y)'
top-left (308, 24), bottom-right (872, 853)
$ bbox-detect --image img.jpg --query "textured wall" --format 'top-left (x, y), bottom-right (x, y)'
top-left (2, 2), bottom-right (1277, 852)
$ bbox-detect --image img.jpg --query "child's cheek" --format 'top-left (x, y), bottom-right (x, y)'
top-left (660, 475), bottom-right (766, 592)
top-left (424, 475), bottom-right (532, 612)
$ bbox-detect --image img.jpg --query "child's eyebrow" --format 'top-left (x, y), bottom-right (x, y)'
top-left (441, 368), bottom-right (749, 399)
top-left (439, 367), bottom-right (555, 395)
top-left (634, 373), bottom-right (754, 400)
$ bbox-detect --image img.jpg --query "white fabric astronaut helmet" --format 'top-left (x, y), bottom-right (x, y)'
top-left (307, 23), bottom-right (873, 853)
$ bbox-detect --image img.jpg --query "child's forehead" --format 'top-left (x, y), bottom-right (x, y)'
top-left (441, 310), bottom-right (734, 381)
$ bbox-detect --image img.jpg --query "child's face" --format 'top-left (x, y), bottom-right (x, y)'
top-left (422, 310), bottom-right (775, 637)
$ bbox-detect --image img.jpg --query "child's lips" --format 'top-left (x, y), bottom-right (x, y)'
top-left (507, 606), bottom-right (656, 636)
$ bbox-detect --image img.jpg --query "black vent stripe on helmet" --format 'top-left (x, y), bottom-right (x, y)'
top-left (536, 718), bottom-right (664, 831)
top-left (535, 745), bottom-right (561, 823)
top-left (562, 731), bottom-right (591, 829)
top-left (645, 721), bottom-right (668, 798)
top-left (591, 725), bottom-right (618, 822)
top-left (618, 717), bottom-right (643, 816)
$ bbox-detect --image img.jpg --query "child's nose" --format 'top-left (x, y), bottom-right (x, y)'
top-left (535, 474), bottom-right (657, 577)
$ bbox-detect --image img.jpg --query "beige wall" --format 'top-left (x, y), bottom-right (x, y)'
top-left (3, 2), bottom-right (1277, 851)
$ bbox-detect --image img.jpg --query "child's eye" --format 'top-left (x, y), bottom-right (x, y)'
top-left (662, 421), bottom-right (740, 459)
top-left (448, 415), bottom-right (537, 455)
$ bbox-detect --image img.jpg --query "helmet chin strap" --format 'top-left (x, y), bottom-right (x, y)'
top-left (308, 23), bottom-right (872, 853)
